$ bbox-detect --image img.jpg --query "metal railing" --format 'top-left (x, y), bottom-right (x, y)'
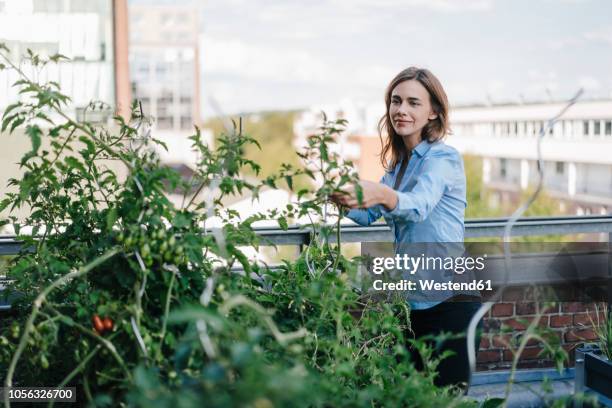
top-left (2, 215), bottom-right (612, 311)
top-left (1, 214), bottom-right (611, 254)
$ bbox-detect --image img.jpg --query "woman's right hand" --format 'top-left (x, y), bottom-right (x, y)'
top-left (329, 191), bottom-right (348, 208)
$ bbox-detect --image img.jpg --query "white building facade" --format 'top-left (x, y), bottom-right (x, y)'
top-left (450, 99), bottom-right (612, 215)
top-left (0, 0), bottom-right (115, 119)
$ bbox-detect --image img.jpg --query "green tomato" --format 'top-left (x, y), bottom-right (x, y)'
top-left (40, 354), bottom-right (49, 369)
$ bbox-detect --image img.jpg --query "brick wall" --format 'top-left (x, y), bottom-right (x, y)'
top-left (476, 291), bottom-right (606, 370)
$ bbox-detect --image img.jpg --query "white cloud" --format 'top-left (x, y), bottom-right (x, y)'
top-left (583, 27), bottom-right (612, 45)
top-left (578, 75), bottom-right (601, 91)
top-left (201, 35), bottom-right (330, 83)
top-left (346, 0), bottom-right (493, 12)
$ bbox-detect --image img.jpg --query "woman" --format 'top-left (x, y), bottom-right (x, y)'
top-left (332, 67), bottom-right (481, 390)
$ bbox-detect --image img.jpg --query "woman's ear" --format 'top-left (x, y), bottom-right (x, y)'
top-left (428, 112), bottom-right (438, 121)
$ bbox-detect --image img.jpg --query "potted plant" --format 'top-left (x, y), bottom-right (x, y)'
top-left (575, 305), bottom-right (612, 401)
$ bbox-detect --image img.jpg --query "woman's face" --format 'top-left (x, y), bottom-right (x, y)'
top-left (389, 79), bottom-right (438, 140)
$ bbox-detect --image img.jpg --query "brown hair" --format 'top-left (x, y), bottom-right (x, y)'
top-left (378, 67), bottom-right (450, 171)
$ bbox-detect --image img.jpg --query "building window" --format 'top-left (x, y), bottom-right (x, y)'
top-left (33, 0), bottom-right (63, 12)
top-left (583, 120), bottom-right (589, 136)
top-left (555, 162), bottom-right (564, 175)
top-left (180, 116), bottom-right (193, 130)
top-left (500, 158), bottom-right (507, 178)
top-left (594, 120), bottom-right (601, 136)
top-left (605, 121), bottom-right (612, 136)
top-left (157, 117), bottom-right (174, 130)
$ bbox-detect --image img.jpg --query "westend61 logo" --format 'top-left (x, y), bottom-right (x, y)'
top-left (371, 253), bottom-right (487, 275)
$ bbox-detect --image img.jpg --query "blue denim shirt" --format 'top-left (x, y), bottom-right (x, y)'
top-left (347, 139), bottom-right (467, 309)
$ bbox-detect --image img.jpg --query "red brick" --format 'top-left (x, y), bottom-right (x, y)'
top-left (492, 303), bottom-right (514, 317)
top-left (479, 336), bottom-right (490, 349)
top-left (482, 317), bottom-right (501, 332)
top-left (503, 316), bottom-right (548, 331)
top-left (523, 335), bottom-right (544, 347)
top-left (502, 349), bottom-right (514, 362)
top-left (574, 312), bottom-right (605, 326)
top-left (561, 302), bottom-right (589, 313)
top-left (564, 329), bottom-right (598, 343)
top-left (477, 350), bottom-right (501, 363)
top-left (515, 302), bottom-right (536, 315)
top-left (550, 315), bottom-right (573, 328)
top-left (503, 346), bottom-right (543, 361)
top-left (503, 318), bottom-right (527, 331)
top-left (492, 334), bottom-right (512, 348)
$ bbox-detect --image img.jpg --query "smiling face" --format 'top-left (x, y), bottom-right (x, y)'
top-left (389, 79), bottom-right (438, 143)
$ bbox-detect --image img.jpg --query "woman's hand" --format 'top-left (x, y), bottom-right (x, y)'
top-left (330, 181), bottom-right (398, 210)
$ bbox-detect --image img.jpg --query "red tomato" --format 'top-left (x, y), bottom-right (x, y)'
top-left (103, 317), bottom-right (114, 331)
top-left (92, 315), bottom-right (104, 334)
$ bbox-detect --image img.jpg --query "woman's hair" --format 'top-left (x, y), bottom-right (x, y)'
top-left (378, 67), bottom-right (450, 171)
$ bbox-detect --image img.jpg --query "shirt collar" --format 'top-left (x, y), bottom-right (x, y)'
top-left (413, 139), bottom-right (435, 157)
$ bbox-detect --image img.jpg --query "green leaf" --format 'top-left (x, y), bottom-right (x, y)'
top-left (1, 113), bottom-right (18, 132)
top-left (284, 175), bottom-right (293, 190)
top-left (9, 116), bottom-right (25, 133)
top-left (25, 125), bottom-right (42, 154)
top-left (278, 216), bottom-right (288, 231)
top-left (172, 212), bottom-right (190, 229)
top-left (57, 316), bottom-right (76, 327)
top-left (355, 182), bottom-right (364, 206)
top-left (106, 207), bottom-right (118, 231)
top-left (168, 305), bottom-right (227, 331)
top-left (481, 398), bottom-right (505, 408)
top-left (0, 198), bottom-right (10, 213)
top-left (2, 102), bottom-right (21, 120)
top-left (64, 156), bottom-right (87, 175)
top-left (78, 135), bottom-right (95, 155)
top-left (49, 53), bottom-right (69, 63)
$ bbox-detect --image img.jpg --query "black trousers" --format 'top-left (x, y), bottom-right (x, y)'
top-left (407, 299), bottom-right (482, 390)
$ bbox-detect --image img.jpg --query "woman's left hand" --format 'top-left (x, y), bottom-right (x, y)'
top-left (331, 181), bottom-right (398, 210)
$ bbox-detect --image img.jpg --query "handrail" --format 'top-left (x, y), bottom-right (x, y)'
top-left (1, 215), bottom-right (612, 253)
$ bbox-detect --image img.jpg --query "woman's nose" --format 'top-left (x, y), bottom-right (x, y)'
top-left (397, 102), bottom-right (409, 115)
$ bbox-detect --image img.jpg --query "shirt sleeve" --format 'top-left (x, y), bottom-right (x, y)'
top-left (381, 150), bottom-right (455, 222)
top-left (345, 205), bottom-right (383, 226)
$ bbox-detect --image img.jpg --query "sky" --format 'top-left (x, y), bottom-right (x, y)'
top-left (132, 0), bottom-right (612, 118)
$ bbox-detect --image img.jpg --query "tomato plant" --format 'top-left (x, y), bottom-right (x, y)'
top-left (0, 45), bottom-right (479, 407)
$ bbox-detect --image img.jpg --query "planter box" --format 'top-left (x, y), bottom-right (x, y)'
top-left (576, 344), bottom-right (612, 406)
top-left (584, 350), bottom-right (612, 399)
